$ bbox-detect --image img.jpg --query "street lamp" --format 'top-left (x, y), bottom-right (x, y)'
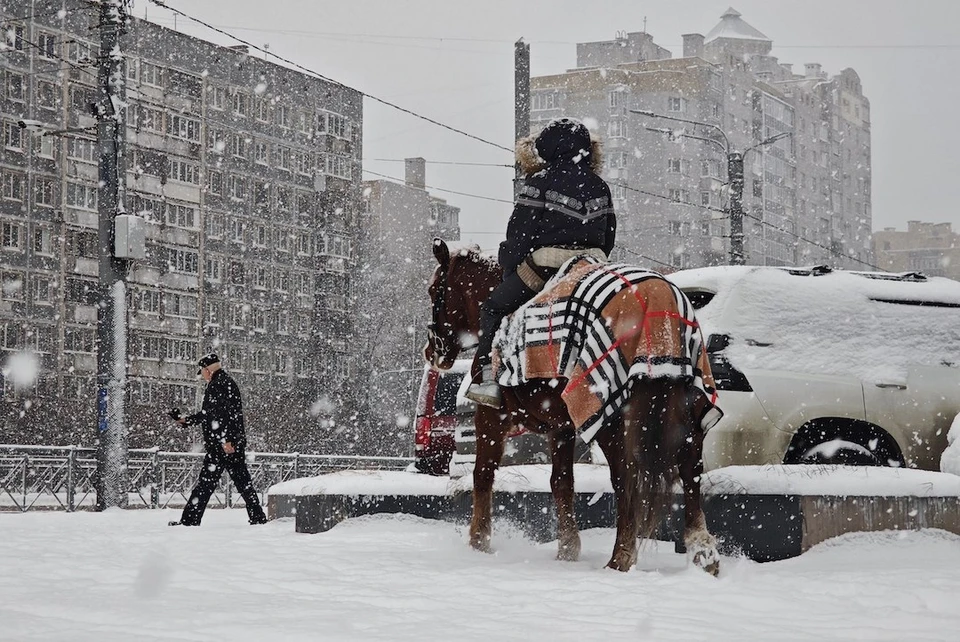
top-left (631, 109), bottom-right (792, 266)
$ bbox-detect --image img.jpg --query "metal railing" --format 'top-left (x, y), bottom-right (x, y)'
top-left (0, 445), bottom-right (413, 512)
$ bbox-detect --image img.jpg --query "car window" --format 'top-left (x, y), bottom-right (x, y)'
top-left (684, 289), bottom-right (715, 309)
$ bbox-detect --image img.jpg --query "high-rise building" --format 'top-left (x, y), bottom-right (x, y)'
top-left (531, 8), bottom-right (872, 270)
top-left (0, 1), bottom-right (362, 452)
top-left (873, 221), bottom-right (960, 280)
top-left (357, 158), bottom-right (460, 455)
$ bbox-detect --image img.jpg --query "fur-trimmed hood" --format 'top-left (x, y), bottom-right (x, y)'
top-left (516, 118), bottom-right (603, 176)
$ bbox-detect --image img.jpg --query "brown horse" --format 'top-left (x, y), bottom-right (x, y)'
top-left (423, 239), bottom-right (720, 574)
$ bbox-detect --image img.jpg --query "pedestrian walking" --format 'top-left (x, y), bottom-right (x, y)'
top-left (168, 353), bottom-right (268, 526)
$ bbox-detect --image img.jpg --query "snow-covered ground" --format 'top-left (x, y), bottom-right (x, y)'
top-left (2, 510), bottom-right (959, 641)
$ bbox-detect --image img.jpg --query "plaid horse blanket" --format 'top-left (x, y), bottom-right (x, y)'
top-left (493, 257), bottom-right (722, 443)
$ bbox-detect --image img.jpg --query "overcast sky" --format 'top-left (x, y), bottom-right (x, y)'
top-left (147, 1), bottom-right (960, 251)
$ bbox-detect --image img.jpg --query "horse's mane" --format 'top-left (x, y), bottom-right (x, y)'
top-left (450, 244), bottom-right (501, 276)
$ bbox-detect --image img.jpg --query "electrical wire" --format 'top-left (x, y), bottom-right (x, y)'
top-left (361, 169), bottom-right (513, 204)
top-left (371, 158), bottom-right (513, 168)
top-left (145, 0), bottom-right (514, 154)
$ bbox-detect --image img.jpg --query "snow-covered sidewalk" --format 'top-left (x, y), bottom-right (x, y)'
top-left (2, 509), bottom-right (959, 641)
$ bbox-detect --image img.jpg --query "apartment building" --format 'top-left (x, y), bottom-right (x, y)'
top-left (0, 1), bottom-right (362, 452)
top-left (873, 221), bottom-right (960, 280)
top-left (530, 8), bottom-right (872, 270)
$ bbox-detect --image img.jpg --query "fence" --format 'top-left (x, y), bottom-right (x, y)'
top-left (0, 445), bottom-right (413, 512)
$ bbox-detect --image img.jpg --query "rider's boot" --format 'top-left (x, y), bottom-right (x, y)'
top-left (465, 363), bottom-right (501, 408)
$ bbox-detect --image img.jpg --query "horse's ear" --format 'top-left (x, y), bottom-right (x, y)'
top-left (432, 238), bottom-right (450, 266)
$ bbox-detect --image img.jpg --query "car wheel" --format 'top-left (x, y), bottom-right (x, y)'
top-left (798, 438), bottom-right (882, 466)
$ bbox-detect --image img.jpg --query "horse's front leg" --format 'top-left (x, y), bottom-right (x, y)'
top-left (470, 404), bottom-right (506, 552)
top-left (678, 428), bottom-right (719, 577)
top-left (550, 428), bottom-right (580, 562)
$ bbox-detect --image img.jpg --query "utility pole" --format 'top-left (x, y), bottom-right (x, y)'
top-left (96, 0), bottom-right (131, 510)
top-left (727, 151), bottom-right (745, 266)
top-left (514, 39), bottom-right (530, 191)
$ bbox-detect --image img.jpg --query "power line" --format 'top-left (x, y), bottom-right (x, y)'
top-left (145, 0), bottom-right (514, 154)
top-left (361, 169), bottom-right (513, 204)
top-left (372, 158), bottom-right (513, 168)
top-left (15, 35), bottom-right (99, 83)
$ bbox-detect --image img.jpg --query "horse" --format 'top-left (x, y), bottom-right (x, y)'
top-left (423, 239), bottom-right (721, 574)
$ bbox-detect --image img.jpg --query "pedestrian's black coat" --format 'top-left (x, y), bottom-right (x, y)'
top-left (185, 369), bottom-right (247, 457)
top-left (498, 119), bottom-right (617, 276)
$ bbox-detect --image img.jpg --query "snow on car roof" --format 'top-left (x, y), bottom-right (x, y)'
top-left (668, 265), bottom-right (960, 381)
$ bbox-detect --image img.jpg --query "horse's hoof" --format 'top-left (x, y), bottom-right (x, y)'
top-left (470, 537), bottom-right (492, 554)
top-left (692, 550), bottom-right (720, 577)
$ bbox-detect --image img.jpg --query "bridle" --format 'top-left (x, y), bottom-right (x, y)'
top-left (427, 259), bottom-right (477, 361)
top-left (427, 263), bottom-right (456, 359)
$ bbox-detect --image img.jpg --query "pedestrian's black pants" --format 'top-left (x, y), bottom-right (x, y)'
top-left (475, 270), bottom-right (537, 368)
top-left (180, 452), bottom-right (267, 525)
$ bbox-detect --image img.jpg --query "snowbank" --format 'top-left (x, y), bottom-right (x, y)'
top-left (273, 464), bottom-right (960, 499)
top-left (940, 413), bottom-right (960, 476)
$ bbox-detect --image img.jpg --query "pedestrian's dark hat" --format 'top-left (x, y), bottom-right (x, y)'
top-left (534, 117), bottom-right (592, 164)
top-left (197, 353), bottom-right (220, 374)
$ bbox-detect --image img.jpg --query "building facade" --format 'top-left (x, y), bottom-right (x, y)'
top-left (873, 221), bottom-right (960, 280)
top-left (357, 159), bottom-right (459, 455)
top-left (0, 1), bottom-right (362, 452)
top-left (530, 8), bottom-right (872, 270)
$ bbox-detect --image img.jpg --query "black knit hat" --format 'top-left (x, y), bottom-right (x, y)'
top-left (197, 353), bottom-right (220, 374)
top-left (534, 118), bottom-right (592, 164)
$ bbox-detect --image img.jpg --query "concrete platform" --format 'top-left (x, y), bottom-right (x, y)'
top-left (269, 465), bottom-right (960, 562)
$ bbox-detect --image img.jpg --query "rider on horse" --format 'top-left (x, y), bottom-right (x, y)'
top-left (466, 118), bottom-right (618, 408)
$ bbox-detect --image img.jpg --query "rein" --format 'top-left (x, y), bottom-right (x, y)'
top-left (427, 260), bottom-right (478, 358)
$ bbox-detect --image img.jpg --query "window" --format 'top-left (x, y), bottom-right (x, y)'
top-left (276, 228), bottom-right (290, 253)
top-left (254, 97), bottom-right (268, 121)
top-left (1, 270), bottom-right (24, 301)
top-left (205, 256), bottom-right (223, 283)
top-left (167, 248), bottom-right (199, 274)
top-left (667, 96), bottom-right (686, 113)
top-left (278, 146), bottom-right (292, 171)
top-left (32, 226), bottom-right (53, 254)
top-left (298, 111), bottom-right (311, 134)
top-left (325, 155), bottom-right (350, 179)
top-left (68, 40), bottom-right (97, 64)
top-left (37, 81), bottom-right (58, 110)
top-left (65, 229), bottom-right (98, 258)
top-left (232, 91), bottom-right (249, 117)
top-left (668, 189), bottom-right (689, 203)
top-left (607, 120), bottom-right (625, 138)
top-left (33, 276), bottom-right (52, 304)
top-left (253, 224), bottom-right (267, 248)
top-left (167, 114), bottom-right (201, 141)
top-left (295, 151), bottom-right (313, 175)
top-left (140, 61), bottom-right (162, 87)
top-left (64, 328), bottom-right (95, 353)
top-left (254, 141), bottom-right (268, 164)
top-left (206, 212), bottom-right (224, 239)
top-left (209, 85), bottom-right (225, 110)
top-left (168, 159), bottom-right (200, 184)
top-left (4, 25), bottom-right (24, 51)
top-left (252, 308), bottom-right (266, 332)
top-left (136, 104), bottom-right (164, 133)
top-left (207, 170), bottom-right (222, 196)
top-left (611, 184), bottom-right (626, 200)
top-left (2, 222), bottom-right (23, 249)
top-left (275, 351), bottom-right (289, 375)
top-left (165, 203), bottom-right (196, 228)
top-left (4, 121), bottom-right (23, 150)
top-left (276, 187), bottom-right (290, 212)
top-left (275, 270), bottom-right (288, 292)
top-left (326, 113), bottom-right (345, 138)
top-left (531, 93), bottom-right (558, 111)
top-left (608, 89), bottom-right (622, 109)
top-left (205, 300), bottom-right (225, 327)
top-left (297, 233), bottom-right (312, 256)
top-left (277, 310), bottom-right (291, 335)
top-left (65, 277), bottom-right (97, 304)
top-left (230, 134), bottom-right (248, 158)
top-left (667, 159), bottom-right (683, 174)
top-left (34, 178), bottom-right (56, 207)
top-left (668, 220), bottom-right (682, 235)
top-left (253, 265), bottom-right (269, 289)
top-left (2, 172), bottom-right (25, 202)
top-left (701, 191), bottom-right (712, 207)
top-left (67, 138), bottom-right (97, 162)
top-left (228, 217), bottom-right (244, 243)
top-left (165, 292), bottom-right (198, 318)
top-left (227, 175), bottom-right (246, 200)
top-left (37, 134), bottom-right (55, 158)
top-left (36, 32), bottom-right (57, 58)
top-left (7, 72), bottom-right (24, 101)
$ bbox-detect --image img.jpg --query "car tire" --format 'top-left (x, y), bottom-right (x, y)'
top-left (798, 439), bottom-right (882, 466)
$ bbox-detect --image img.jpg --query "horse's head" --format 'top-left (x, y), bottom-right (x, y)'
top-left (424, 238), bottom-right (501, 370)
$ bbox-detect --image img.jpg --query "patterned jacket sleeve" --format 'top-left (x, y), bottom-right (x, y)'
top-left (498, 181), bottom-right (542, 275)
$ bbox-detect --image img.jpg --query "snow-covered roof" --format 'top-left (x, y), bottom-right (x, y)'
top-left (704, 7), bottom-right (771, 44)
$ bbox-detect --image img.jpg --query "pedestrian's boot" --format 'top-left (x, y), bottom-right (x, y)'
top-left (465, 364), bottom-right (502, 408)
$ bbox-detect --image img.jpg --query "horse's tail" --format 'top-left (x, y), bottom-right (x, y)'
top-left (626, 378), bottom-right (690, 541)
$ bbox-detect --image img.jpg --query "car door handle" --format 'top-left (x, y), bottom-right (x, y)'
top-left (875, 382), bottom-right (907, 390)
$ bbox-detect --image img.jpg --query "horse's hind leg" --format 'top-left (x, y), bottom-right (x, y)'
top-left (470, 405), bottom-right (506, 552)
top-left (550, 429), bottom-right (580, 562)
top-left (677, 400), bottom-right (719, 577)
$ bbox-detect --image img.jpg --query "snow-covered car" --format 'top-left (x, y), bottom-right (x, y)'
top-left (668, 265), bottom-right (960, 471)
